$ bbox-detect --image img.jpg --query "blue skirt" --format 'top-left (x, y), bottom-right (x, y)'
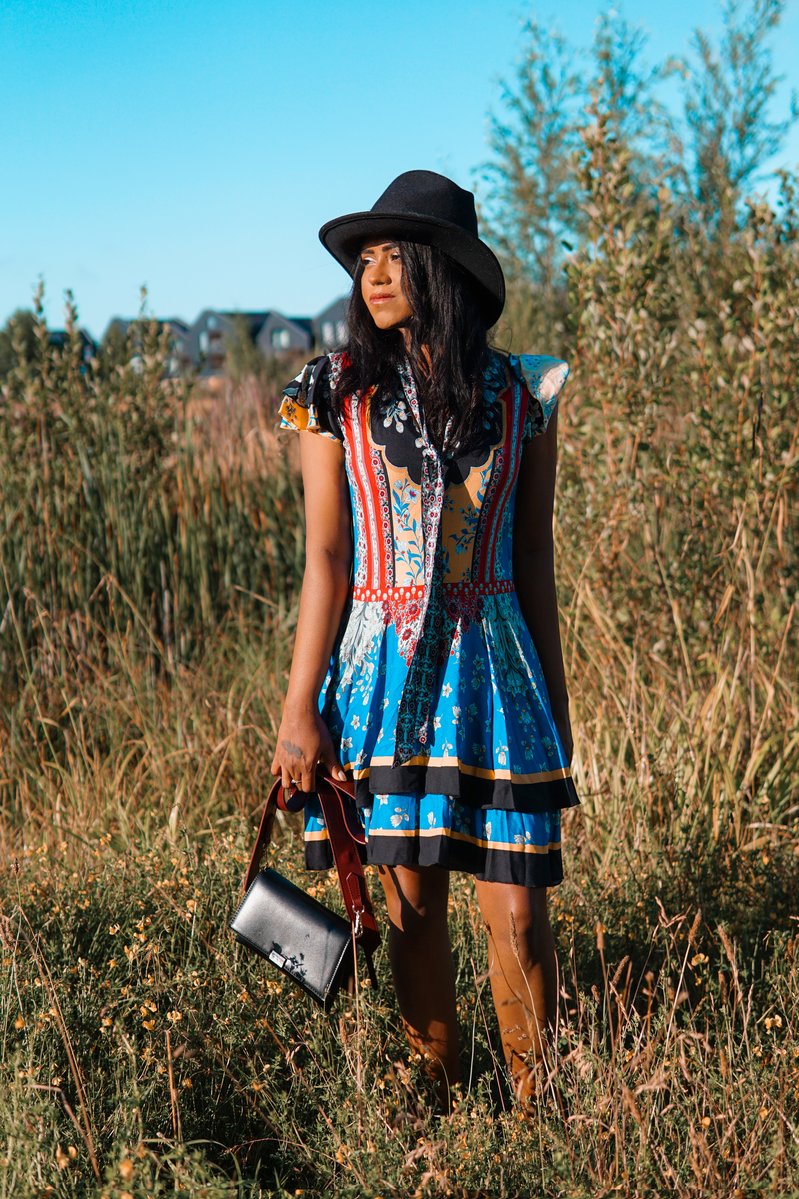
top-left (303, 791), bottom-right (564, 888)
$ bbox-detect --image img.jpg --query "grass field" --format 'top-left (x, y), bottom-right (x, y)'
top-left (2, 609), bottom-right (797, 1198)
top-left (1, 279), bottom-right (797, 1196)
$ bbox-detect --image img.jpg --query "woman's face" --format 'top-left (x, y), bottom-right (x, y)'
top-left (359, 240), bottom-right (413, 331)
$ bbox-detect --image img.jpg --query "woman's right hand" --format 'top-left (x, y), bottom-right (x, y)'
top-left (271, 704), bottom-right (348, 793)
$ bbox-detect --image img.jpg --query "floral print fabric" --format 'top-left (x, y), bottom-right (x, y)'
top-left (278, 347), bottom-right (580, 886)
top-left (311, 792), bottom-right (563, 888)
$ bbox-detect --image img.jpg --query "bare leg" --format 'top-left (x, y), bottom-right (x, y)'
top-left (377, 864), bottom-right (461, 1111)
top-left (473, 879), bottom-right (559, 1106)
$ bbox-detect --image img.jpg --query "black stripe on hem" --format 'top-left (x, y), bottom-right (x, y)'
top-left (305, 834), bottom-right (565, 888)
top-left (352, 765), bottom-right (580, 813)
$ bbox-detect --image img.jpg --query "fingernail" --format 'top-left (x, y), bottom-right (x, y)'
top-left (336, 769), bottom-right (346, 781)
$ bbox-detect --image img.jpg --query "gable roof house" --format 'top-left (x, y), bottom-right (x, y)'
top-left (47, 328), bottom-right (97, 367)
top-left (94, 297), bottom-right (350, 381)
top-left (313, 297), bottom-right (349, 352)
top-left (189, 310), bottom-right (314, 376)
top-left (188, 310), bottom-right (265, 377)
top-left (253, 312), bottom-right (314, 360)
top-left (154, 318), bottom-right (192, 376)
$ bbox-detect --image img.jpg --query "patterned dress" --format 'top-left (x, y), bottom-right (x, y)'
top-left (277, 348), bottom-right (580, 887)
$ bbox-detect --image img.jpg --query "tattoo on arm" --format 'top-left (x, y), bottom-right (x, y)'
top-left (281, 739), bottom-right (303, 758)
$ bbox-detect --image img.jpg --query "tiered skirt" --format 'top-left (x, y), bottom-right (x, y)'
top-left (304, 792), bottom-right (564, 887)
top-left (301, 586), bottom-right (578, 888)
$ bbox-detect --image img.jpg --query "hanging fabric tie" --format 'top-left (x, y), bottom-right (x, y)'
top-left (393, 360), bottom-right (455, 767)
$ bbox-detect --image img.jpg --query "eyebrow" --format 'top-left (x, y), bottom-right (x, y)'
top-left (360, 242), bottom-right (399, 254)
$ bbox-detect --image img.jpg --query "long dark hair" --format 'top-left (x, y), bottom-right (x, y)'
top-left (333, 241), bottom-right (491, 455)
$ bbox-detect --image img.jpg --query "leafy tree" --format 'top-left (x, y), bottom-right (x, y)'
top-left (480, 20), bottom-right (583, 348)
top-left (0, 308), bottom-right (38, 379)
top-left (100, 321), bottom-right (129, 363)
top-left (677, 0), bottom-right (799, 242)
top-left (590, 10), bottom-right (676, 191)
top-left (481, 11), bottom-right (671, 349)
top-left (225, 314), bottom-right (267, 384)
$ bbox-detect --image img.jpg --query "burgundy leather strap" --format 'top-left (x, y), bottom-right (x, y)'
top-left (243, 768), bottom-right (379, 954)
top-left (317, 781), bottom-right (379, 950)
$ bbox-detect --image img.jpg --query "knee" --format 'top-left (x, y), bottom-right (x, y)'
top-left (485, 891), bottom-right (549, 971)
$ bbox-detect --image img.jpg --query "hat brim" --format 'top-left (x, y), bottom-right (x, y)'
top-left (319, 211), bottom-right (506, 328)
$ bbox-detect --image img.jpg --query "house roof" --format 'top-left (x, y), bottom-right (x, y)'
top-left (102, 316), bottom-right (189, 339)
top-left (48, 328), bottom-right (97, 350)
top-left (287, 316), bottom-right (313, 336)
top-left (314, 296), bottom-right (348, 324)
top-left (102, 300), bottom-right (347, 347)
top-left (217, 311), bottom-right (270, 335)
top-left (103, 317), bottom-right (133, 336)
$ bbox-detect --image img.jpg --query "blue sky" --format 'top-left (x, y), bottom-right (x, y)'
top-left (2, 0), bottom-right (797, 340)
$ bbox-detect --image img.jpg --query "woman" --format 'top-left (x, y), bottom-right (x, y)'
top-left (272, 170), bottom-right (580, 1109)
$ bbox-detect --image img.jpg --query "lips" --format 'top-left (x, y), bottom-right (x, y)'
top-left (369, 294), bottom-right (395, 304)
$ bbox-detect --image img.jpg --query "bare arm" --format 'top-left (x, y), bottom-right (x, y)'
top-left (512, 407), bottom-right (573, 763)
top-left (270, 431), bottom-right (353, 792)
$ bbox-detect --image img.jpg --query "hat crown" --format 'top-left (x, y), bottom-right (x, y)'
top-left (318, 169), bottom-right (505, 326)
top-left (370, 170), bottom-right (479, 237)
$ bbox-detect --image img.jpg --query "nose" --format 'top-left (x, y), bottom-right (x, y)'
top-left (365, 255), bottom-right (392, 287)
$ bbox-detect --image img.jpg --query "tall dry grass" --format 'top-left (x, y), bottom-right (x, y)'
top-left (1, 122), bottom-right (798, 1199)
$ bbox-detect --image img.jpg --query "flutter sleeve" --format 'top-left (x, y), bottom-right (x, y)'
top-left (277, 355), bottom-right (344, 442)
top-left (509, 354), bottom-right (570, 442)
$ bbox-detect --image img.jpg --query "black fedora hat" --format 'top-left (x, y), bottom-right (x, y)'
top-left (319, 170), bottom-right (505, 328)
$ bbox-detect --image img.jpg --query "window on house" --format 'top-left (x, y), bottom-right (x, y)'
top-left (335, 321), bottom-right (347, 344)
top-left (199, 331), bottom-right (209, 353)
top-left (271, 328), bottom-right (291, 349)
top-left (322, 321), bottom-right (335, 345)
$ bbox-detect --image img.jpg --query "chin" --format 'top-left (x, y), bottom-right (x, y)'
top-left (372, 312), bottom-right (411, 333)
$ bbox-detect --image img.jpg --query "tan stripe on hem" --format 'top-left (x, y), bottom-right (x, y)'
top-left (342, 758), bottom-right (572, 785)
top-left (365, 827), bottom-right (561, 853)
top-left (305, 826), bottom-right (560, 854)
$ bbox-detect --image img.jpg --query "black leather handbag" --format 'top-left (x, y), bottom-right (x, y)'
top-left (229, 769), bottom-right (379, 1010)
